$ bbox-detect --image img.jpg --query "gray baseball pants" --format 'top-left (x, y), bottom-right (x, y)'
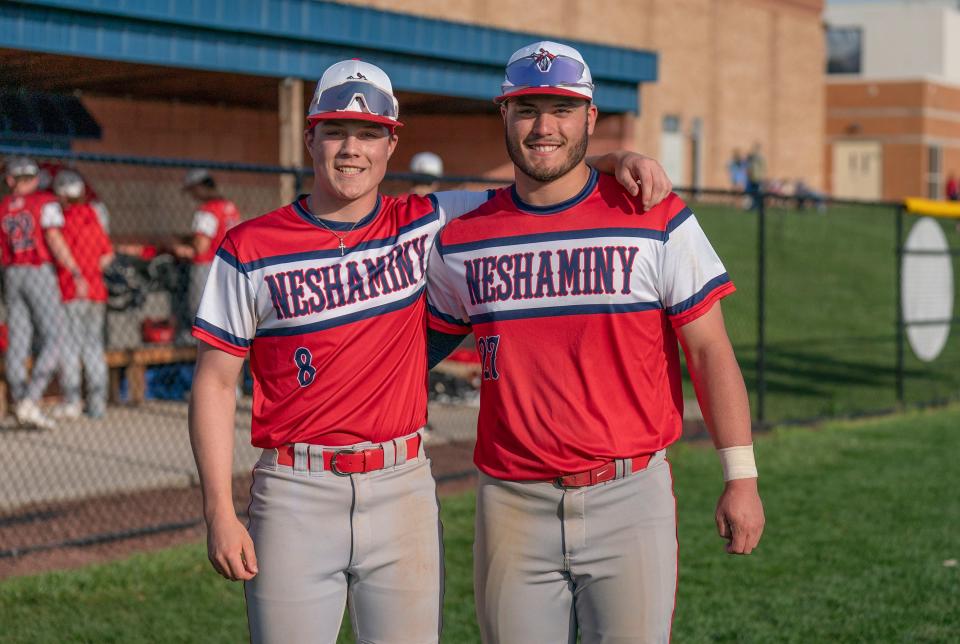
top-left (474, 450), bottom-right (677, 644)
top-left (4, 265), bottom-right (66, 402)
top-left (60, 300), bottom-right (108, 415)
top-left (245, 431), bottom-right (443, 644)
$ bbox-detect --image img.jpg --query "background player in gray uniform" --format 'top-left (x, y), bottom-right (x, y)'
top-left (51, 170), bottom-right (114, 419)
top-left (1, 157), bottom-right (86, 430)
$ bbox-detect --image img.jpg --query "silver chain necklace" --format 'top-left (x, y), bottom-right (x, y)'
top-left (307, 196), bottom-right (361, 256)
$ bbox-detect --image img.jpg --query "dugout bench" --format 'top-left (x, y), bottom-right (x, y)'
top-left (0, 345), bottom-right (198, 416)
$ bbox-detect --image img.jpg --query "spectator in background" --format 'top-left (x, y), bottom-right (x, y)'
top-left (51, 170), bottom-right (114, 419)
top-left (746, 142), bottom-right (766, 211)
top-left (409, 151), bottom-right (444, 196)
top-left (794, 178), bottom-right (827, 214)
top-left (174, 169), bottom-right (240, 342)
top-left (947, 172), bottom-right (959, 201)
top-left (727, 149), bottom-right (747, 191)
top-left (0, 157), bottom-right (82, 430)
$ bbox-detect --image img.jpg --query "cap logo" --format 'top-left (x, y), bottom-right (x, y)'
top-left (347, 72), bottom-right (368, 80)
top-left (534, 48), bottom-right (557, 72)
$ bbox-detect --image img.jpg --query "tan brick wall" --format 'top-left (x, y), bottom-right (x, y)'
top-left (60, 1), bottom-right (826, 194)
top-left (826, 79), bottom-right (960, 199)
top-left (340, 0), bottom-right (826, 190)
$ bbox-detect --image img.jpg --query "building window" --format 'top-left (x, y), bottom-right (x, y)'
top-left (662, 115), bottom-right (681, 133)
top-left (827, 27), bottom-right (862, 74)
top-left (927, 146), bottom-right (943, 199)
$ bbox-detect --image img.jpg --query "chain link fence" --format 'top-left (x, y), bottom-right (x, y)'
top-left (0, 147), bottom-right (488, 561)
top-left (1, 147), bottom-right (958, 562)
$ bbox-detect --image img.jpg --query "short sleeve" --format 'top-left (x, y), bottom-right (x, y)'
top-left (191, 237), bottom-right (257, 356)
top-left (92, 201), bottom-right (111, 234)
top-left (40, 201), bottom-right (65, 229)
top-left (426, 235), bottom-right (472, 336)
top-left (431, 190), bottom-right (496, 226)
top-left (192, 210), bottom-right (219, 238)
top-left (659, 208), bottom-right (735, 328)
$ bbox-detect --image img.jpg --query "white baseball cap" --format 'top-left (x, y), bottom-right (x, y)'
top-left (52, 169), bottom-right (86, 200)
top-left (182, 168), bottom-right (213, 190)
top-left (410, 152), bottom-right (443, 178)
top-left (307, 60), bottom-right (402, 129)
top-left (496, 41), bottom-right (594, 103)
top-left (5, 156), bottom-right (39, 178)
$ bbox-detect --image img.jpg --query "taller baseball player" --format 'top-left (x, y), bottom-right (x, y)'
top-left (1, 157), bottom-right (86, 430)
top-left (427, 41), bottom-right (765, 643)
top-left (188, 59), bottom-right (672, 643)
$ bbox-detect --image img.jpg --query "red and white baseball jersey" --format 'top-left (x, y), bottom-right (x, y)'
top-left (427, 170), bottom-right (735, 480)
top-left (56, 203), bottom-right (113, 302)
top-left (0, 191), bottom-right (64, 266)
top-left (192, 191), bottom-right (490, 449)
top-left (192, 198), bottom-right (240, 264)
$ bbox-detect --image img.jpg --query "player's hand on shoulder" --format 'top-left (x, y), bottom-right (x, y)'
top-left (612, 151), bottom-right (673, 211)
top-left (715, 477), bottom-right (765, 555)
top-left (206, 513), bottom-right (259, 581)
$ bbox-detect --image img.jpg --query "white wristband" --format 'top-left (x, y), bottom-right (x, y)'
top-left (717, 444), bottom-right (758, 481)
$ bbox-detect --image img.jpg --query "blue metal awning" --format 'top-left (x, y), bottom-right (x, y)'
top-left (0, 0), bottom-right (657, 113)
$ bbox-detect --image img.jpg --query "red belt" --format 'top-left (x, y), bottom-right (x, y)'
top-left (276, 434), bottom-right (421, 475)
top-left (555, 454), bottom-right (654, 488)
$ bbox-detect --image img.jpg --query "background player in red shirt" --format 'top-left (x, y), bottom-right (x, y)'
top-left (51, 170), bottom-right (114, 420)
top-left (427, 41), bottom-right (765, 643)
top-left (1, 157), bottom-right (87, 430)
top-left (188, 58), bottom-right (672, 643)
top-left (174, 168), bottom-right (240, 341)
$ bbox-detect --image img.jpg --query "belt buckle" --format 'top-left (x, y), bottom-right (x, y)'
top-left (329, 448), bottom-right (363, 476)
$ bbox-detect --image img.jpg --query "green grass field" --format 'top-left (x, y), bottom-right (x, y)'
top-left (688, 200), bottom-right (960, 423)
top-left (2, 406), bottom-right (958, 643)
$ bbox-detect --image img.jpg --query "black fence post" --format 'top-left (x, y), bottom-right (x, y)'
top-left (756, 190), bottom-right (767, 426)
top-left (294, 167), bottom-right (304, 195)
top-left (894, 205), bottom-right (905, 405)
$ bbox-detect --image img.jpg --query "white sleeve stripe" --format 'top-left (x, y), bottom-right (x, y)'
top-left (192, 211), bottom-right (218, 237)
top-left (40, 202), bottom-right (64, 228)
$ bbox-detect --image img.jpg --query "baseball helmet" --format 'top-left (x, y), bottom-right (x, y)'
top-left (4, 156), bottom-right (40, 178)
top-left (307, 60), bottom-right (402, 129)
top-left (410, 152), bottom-right (444, 178)
top-left (52, 169), bottom-right (86, 200)
top-left (496, 41), bottom-right (594, 103)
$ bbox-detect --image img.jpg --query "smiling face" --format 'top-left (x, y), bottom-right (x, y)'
top-left (502, 96), bottom-right (597, 183)
top-left (304, 119), bottom-right (398, 205)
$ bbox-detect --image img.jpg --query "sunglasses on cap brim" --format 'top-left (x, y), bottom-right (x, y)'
top-left (503, 54), bottom-right (594, 93)
top-left (308, 81), bottom-right (399, 123)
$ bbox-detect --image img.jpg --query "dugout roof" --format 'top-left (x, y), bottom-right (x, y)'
top-left (0, 0), bottom-right (658, 114)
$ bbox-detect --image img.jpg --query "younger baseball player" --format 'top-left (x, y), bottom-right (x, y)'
top-left (51, 170), bottom-right (114, 420)
top-left (174, 169), bottom-right (240, 341)
top-left (427, 42), bottom-right (765, 643)
top-left (1, 157), bottom-right (85, 430)
top-left (188, 59), bottom-right (672, 643)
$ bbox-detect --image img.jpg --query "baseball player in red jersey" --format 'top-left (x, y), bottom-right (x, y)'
top-left (188, 59), bottom-right (671, 643)
top-left (175, 169), bottom-right (240, 340)
top-left (51, 170), bottom-right (115, 420)
top-left (1, 157), bottom-right (87, 430)
top-left (427, 42), bottom-right (765, 643)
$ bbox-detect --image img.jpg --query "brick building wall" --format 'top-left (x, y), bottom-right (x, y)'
top-left (826, 80), bottom-right (960, 200)
top-left (340, 0), bottom-right (826, 190)
top-left (58, 0), bottom-right (826, 195)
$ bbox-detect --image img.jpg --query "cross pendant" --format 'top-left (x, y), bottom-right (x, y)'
top-left (338, 239), bottom-right (347, 256)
